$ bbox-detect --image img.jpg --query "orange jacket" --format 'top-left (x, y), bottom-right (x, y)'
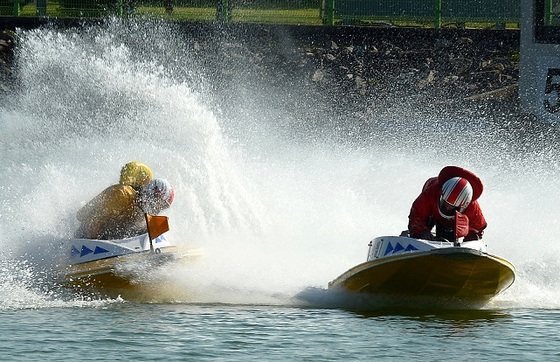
top-left (76, 184), bottom-right (145, 239)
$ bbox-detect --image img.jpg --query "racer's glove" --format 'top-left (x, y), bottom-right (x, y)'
top-left (419, 230), bottom-right (433, 240)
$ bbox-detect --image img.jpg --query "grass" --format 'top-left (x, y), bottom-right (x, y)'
top-left (231, 8), bottom-right (323, 24)
top-left (2, 2), bottom-right (518, 29)
top-left (3, 3), bottom-right (324, 25)
top-left (134, 6), bottom-right (323, 24)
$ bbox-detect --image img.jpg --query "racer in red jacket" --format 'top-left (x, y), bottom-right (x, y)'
top-left (408, 166), bottom-right (487, 242)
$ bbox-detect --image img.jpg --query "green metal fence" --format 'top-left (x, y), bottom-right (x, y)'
top-left (324, 0), bottom-right (522, 27)
top-left (0, 0), bottom-right (21, 16)
top-left (0, 0), bottom-right (538, 28)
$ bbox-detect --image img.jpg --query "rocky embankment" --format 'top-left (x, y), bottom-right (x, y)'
top-left (187, 25), bottom-right (520, 118)
top-left (302, 31), bottom-right (519, 106)
top-left (0, 24), bottom-right (520, 117)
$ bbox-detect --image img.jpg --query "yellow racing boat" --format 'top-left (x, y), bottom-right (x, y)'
top-left (61, 215), bottom-right (202, 298)
top-left (328, 235), bottom-right (515, 303)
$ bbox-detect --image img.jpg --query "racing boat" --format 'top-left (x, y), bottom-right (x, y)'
top-left (328, 235), bottom-right (515, 303)
top-left (62, 215), bottom-right (203, 297)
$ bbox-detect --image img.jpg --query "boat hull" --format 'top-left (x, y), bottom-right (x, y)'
top-left (329, 247), bottom-right (515, 301)
top-left (62, 233), bottom-right (203, 298)
top-left (65, 246), bottom-right (202, 287)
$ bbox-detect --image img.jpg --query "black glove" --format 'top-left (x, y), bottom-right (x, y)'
top-left (419, 230), bottom-right (433, 240)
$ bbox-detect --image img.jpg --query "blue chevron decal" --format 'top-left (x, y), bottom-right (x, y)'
top-left (80, 245), bottom-right (93, 257)
top-left (404, 244), bottom-right (418, 252)
top-left (383, 242), bottom-right (419, 256)
top-left (71, 245), bottom-right (80, 258)
top-left (93, 246), bottom-right (109, 255)
top-left (384, 242), bottom-right (394, 256)
top-left (393, 243), bottom-right (405, 253)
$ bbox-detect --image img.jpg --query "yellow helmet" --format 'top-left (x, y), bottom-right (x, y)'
top-left (119, 161), bottom-right (154, 188)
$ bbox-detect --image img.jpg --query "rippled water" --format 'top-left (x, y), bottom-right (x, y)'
top-left (2, 304), bottom-right (559, 361)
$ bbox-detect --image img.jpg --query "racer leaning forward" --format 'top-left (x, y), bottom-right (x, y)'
top-left (408, 165), bottom-right (487, 242)
top-left (75, 161), bottom-right (174, 240)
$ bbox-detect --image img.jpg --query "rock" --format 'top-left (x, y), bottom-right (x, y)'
top-left (418, 70), bottom-right (437, 89)
top-left (312, 68), bottom-right (324, 82)
top-left (464, 84), bottom-right (519, 101)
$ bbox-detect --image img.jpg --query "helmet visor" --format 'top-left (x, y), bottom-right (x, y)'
top-left (439, 197), bottom-right (461, 217)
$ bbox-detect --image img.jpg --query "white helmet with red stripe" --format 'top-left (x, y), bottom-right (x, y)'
top-left (139, 178), bottom-right (175, 214)
top-left (438, 177), bottom-right (473, 219)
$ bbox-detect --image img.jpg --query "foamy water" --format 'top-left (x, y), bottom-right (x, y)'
top-left (1, 20), bottom-right (559, 310)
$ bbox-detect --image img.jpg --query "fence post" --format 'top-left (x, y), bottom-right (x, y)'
top-left (36, 0), bottom-right (47, 16)
top-left (117, 0), bottom-right (123, 17)
top-left (326, 0), bottom-right (335, 25)
top-left (434, 0), bottom-right (442, 28)
top-left (216, 0), bottom-right (232, 23)
top-left (546, 0), bottom-right (553, 25)
top-left (13, 0), bottom-right (20, 16)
